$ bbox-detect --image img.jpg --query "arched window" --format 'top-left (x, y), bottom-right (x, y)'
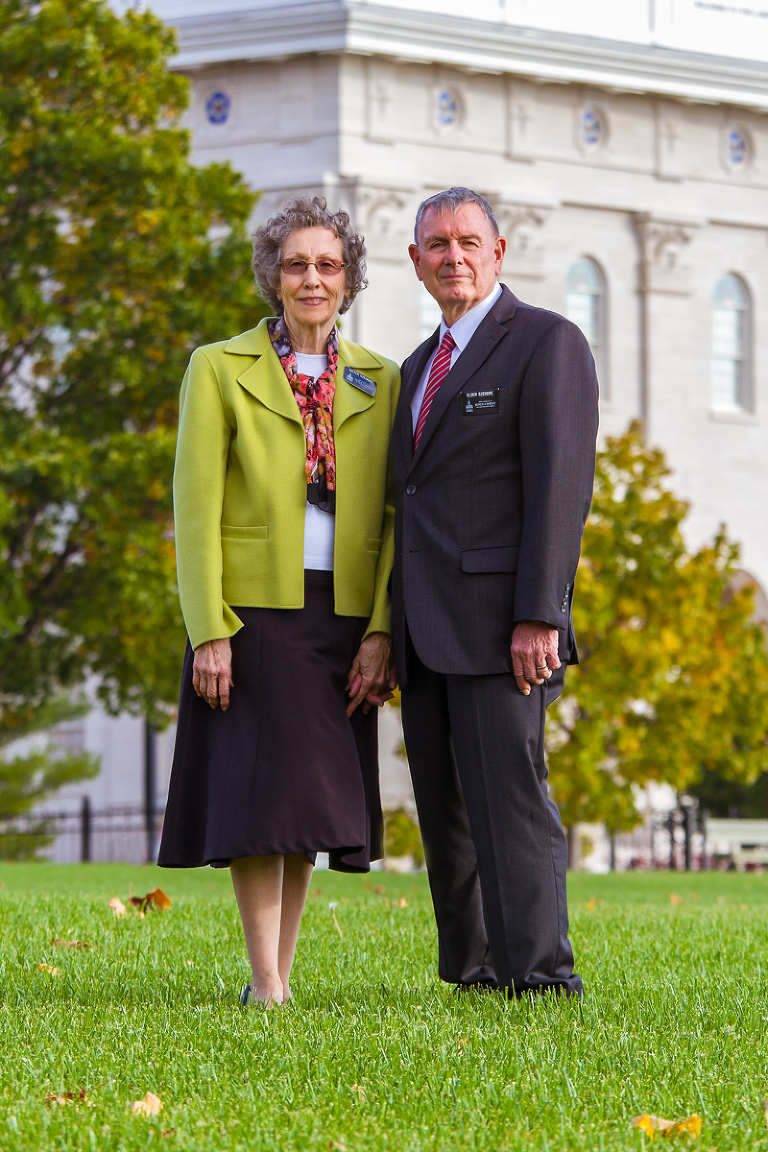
top-left (418, 283), bottom-right (443, 343)
top-left (565, 257), bottom-right (606, 384)
top-left (712, 274), bottom-right (751, 411)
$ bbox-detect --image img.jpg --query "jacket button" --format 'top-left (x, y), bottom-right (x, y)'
top-left (406, 484), bottom-right (416, 495)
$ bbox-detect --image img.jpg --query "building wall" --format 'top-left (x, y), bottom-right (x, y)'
top-left (191, 51), bottom-right (767, 587)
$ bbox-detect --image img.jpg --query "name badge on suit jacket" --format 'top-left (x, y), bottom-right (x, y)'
top-left (344, 367), bottom-right (376, 396)
top-left (462, 389), bottom-right (499, 415)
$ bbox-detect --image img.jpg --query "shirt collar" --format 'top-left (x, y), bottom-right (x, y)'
top-left (439, 281), bottom-right (502, 351)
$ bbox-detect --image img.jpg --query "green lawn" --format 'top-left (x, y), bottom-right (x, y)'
top-left (1, 864), bottom-right (768, 1150)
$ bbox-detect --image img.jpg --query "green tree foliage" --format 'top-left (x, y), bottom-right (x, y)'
top-left (0, 0), bottom-right (267, 743)
top-left (548, 422), bottom-right (768, 833)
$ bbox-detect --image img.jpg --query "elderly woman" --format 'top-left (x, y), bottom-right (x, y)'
top-left (159, 197), bottom-right (399, 1007)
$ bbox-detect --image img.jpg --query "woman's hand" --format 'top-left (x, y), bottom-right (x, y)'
top-left (193, 637), bottom-right (234, 711)
top-left (346, 632), bottom-right (397, 716)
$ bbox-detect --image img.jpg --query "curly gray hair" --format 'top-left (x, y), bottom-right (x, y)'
top-left (251, 196), bottom-right (368, 316)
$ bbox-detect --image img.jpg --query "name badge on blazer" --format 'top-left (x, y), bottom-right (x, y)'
top-left (462, 389), bottom-right (499, 415)
top-left (344, 367), bottom-right (376, 396)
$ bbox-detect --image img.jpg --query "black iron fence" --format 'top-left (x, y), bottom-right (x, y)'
top-left (1, 799), bottom-right (764, 871)
top-left (0, 800), bottom-right (164, 864)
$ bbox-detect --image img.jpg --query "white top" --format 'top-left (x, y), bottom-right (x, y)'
top-left (411, 281), bottom-right (503, 432)
top-left (295, 352), bottom-right (335, 571)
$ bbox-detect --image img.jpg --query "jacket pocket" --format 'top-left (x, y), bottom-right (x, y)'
top-left (367, 537), bottom-right (382, 552)
top-left (221, 524), bottom-right (269, 540)
top-left (460, 545), bottom-right (519, 573)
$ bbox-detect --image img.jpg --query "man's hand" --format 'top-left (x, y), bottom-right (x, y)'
top-left (192, 637), bottom-right (234, 710)
top-left (346, 632), bottom-right (397, 716)
top-left (510, 621), bottom-right (560, 696)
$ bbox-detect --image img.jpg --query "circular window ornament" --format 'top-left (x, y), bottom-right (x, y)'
top-left (726, 127), bottom-right (750, 167)
top-left (435, 90), bottom-right (459, 128)
top-left (206, 90), bottom-right (231, 126)
top-left (580, 107), bottom-right (604, 148)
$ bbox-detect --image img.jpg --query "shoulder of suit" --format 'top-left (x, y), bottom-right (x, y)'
top-left (189, 338), bottom-right (232, 362)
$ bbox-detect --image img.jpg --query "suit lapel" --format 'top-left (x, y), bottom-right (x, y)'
top-left (230, 323), bottom-right (381, 431)
top-left (229, 321), bottom-right (303, 426)
top-left (411, 287), bottom-right (519, 466)
top-left (334, 339), bottom-right (378, 431)
top-left (394, 330), bottom-right (439, 470)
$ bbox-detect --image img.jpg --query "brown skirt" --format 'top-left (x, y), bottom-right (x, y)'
top-left (158, 571), bottom-right (383, 873)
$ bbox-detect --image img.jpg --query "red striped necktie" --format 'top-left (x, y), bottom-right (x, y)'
top-left (413, 330), bottom-right (456, 449)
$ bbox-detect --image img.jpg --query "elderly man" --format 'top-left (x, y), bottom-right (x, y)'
top-left (391, 187), bottom-right (598, 998)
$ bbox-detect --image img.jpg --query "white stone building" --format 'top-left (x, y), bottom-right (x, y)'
top-left (31, 0), bottom-right (768, 865)
top-left (151, 0), bottom-right (768, 598)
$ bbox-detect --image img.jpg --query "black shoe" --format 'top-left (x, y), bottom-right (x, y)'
top-left (240, 984), bottom-right (252, 1006)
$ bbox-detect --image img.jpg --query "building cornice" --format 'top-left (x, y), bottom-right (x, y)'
top-left (170, 1), bottom-right (768, 112)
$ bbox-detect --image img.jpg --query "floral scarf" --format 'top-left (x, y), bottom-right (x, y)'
top-left (268, 317), bottom-right (338, 513)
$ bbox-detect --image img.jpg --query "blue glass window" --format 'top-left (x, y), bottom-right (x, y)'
top-left (435, 90), bottom-right (459, 127)
top-left (727, 128), bottom-right (748, 166)
top-left (568, 259), bottom-right (603, 347)
top-left (206, 91), bottom-right (231, 126)
top-left (712, 275), bottom-right (751, 410)
top-left (581, 108), bottom-right (603, 147)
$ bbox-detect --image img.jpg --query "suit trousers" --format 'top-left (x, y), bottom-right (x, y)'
top-left (401, 637), bottom-right (583, 997)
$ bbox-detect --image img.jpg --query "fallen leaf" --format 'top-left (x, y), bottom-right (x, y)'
top-left (108, 897), bottom-right (127, 917)
top-left (633, 1114), bottom-right (658, 1138)
top-left (146, 887), bottom-right (172, 911)
top-left (398, 897), bottom-right (408, 908)
top-left (44, 1089), bottom-right (92, 1108)
top-left (131, 1091), bottom-right (163, 1116)
top-left (762, 1100), bottom-right (768, 1130)
top-left (351, 1083), bottom-right (365, 1102)
top-left (161, 1129), bottom-right (175, 1138)
top-left (375, 885), bottom-right (385, 896)
top-left (632, 1112), bottom-right (701, 1139)
top-left (670, 893), bottom-right (684, 906)
top-left (37, 963), bottom-right (61, 976)
top-left (128, 888), bottom-right (172, 913)
top-left (51, 938), bottom-right (91, 950)
top-left (328, 1143), bottom-right (347, 1151)
top-left (587, 898), bottom-right (602, 911)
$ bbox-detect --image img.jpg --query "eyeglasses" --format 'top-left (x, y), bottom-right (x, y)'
top-left (279, 258), bottom-right (346, 277)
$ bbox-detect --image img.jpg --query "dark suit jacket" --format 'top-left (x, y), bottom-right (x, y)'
top-left (391, 284), bottom-right (599, 685)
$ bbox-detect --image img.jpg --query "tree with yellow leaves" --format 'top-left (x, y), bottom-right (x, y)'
top-left (548, 422), bottom-right (768, 834)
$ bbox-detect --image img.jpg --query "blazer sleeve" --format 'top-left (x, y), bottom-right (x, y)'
top-left (512, 318), bottom-right (599, 630)
top-left (364, 363), bottom-right (401, 638)
top-left (173, 347), bottom-right (244, 650)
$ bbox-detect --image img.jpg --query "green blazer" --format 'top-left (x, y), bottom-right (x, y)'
top-left (173, 318), bottom-right (401, 650)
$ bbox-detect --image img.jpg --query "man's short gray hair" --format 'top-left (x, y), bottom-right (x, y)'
top-left (251, 195), bottom-right (367, 316)
top-left (414, 187), bottom-right (499, 244)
